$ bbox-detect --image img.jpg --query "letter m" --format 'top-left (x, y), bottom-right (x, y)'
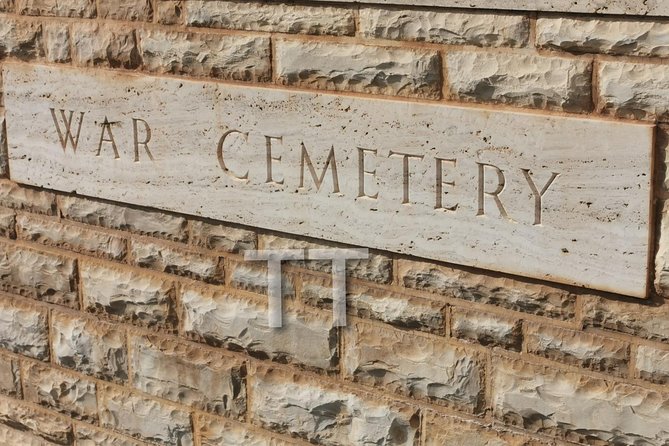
top-left (50, 108), bottom-right (85, 153)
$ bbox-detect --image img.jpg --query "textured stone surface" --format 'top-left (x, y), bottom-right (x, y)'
top-left (140, 29), bottom-right (271, 81)
top-left (58, 196), bottom-right (188, 242)
top-left (0, 396), bottom-right (73, 444)
top-left (43, 23), bottom-right (70, 63)
top-left (0, 181), bottom-right (56, 214)
top-left (0, 354), bottom-right (20, 397)
top-left (81, 262), bottom-right (176, 328)
top-left (187, 0), bottom-right (354, 35)
top-left (447, 51), bottom-right (592, 112)
top-left (493, 358), bottom-right (669, 444)
top-left (99, 386), bottom-right (193, 445)
top-left (181, 286), bottom-right (336, 371)
top-left (16, 0), bottom-right (95, 17)
top-left (344, 322), bottom-right (484, 412)
top-left (22, 362), bottom-right (98, 421)
top-left (451, 307), bottom-right (522, 351)
top-left (582, 295), bottom-right (669, 342)
top-left (130, 335), bottom-right (246, 417)
top-left (399, 260), bottom-right (576, 319)
top-left (276, 40), bottom-right (441, 99)
top-left (198, 414), bottom-right (299, 446)
top-left (191, 220), bottom-right (256, 253)
top-left (0, 18), bottom-right (43, 61)
top-left (537, 16), bottom-right (669, 57)
top-left (302, 279), bottom-right (446, 334)
top-left (228, 260), bottom-right (294, 297)
top-left (75, 424), bottom-right (149, 446)
top-left (16, 214), bottom-right (127, 260)
top-left (156, 0), bottom-right (182, 25)
top-left (98, 0), bottom-right (152, 21)
top-left (129, 239), bottom-right (223, 283)
top-left (0, 208), bottom-right (16, 239)
top-left (0, 243), bottom-right (77, 307)
top-left (360, 7), bottom-right (528, 47)
top-left (71, 23), bottom-right (140, 69)
top-left (0, 423), bottom-right (61, 446)
top-left (250, 365), bottom-right (419, 445)
top-left (636, 344), bottom-right (669, 385)
top-left (525, 322), bottom-right (629, 375)
top-left (0, 296), bottom-right (49, 359)
top-left (0, 0), bottom-right (14, 11)
top-left (51, 310), bottom-right (128, 383)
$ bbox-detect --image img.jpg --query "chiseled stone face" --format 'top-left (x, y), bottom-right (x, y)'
top-left (75, 424), bottom-right (148, 446)
top-left (0, 396), bottom-right (73, 444)
top-left (197, 414), bottom-right (298, 446)
top-left (0, 296), bottom-right (49, 360)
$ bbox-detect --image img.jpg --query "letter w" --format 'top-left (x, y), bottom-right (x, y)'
top-left (50, 108), bottom-right (85, 153)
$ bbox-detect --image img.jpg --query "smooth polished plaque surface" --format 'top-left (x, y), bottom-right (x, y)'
top-left (3, 64), bottom-right (654, 297)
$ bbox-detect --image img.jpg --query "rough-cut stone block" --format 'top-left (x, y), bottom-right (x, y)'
top-left (16, 0), bottom-right (95, 17)
top-left (0, 208), bottom-right (16, 238)
top-left (447, 51), bottom-right (592, 112)
top-left (0, 423), bottom-right (61, 446)
top-left (360, 7), bottom-right (528, 47)
top-left (399, 260), bottom-right (576, 320)
top-left (0, 0), bottom-right (14, 12)
top-left (0, 116), bottom-right (7, 172)
top-left (187, 0), bottom-right (354, 36)
top-left (493, 358), bottom-right (669, 444)
top-left (75, 424), bottom-right (149, 446)
top-left (98, 0), bottom-right (152, 21)
top-left (198, 414), bottom-right (299, 446)
top-left (156, 0), bottom-right (182, 25)
top-left (129, 239), bottom-right (223, 283)
top-left (599, 61), bottom-right (669, 121)
top-left (0, 353), bottom-right (20, 397)
top-left (582, 295), bottom-right (669, 342)
top-left (58, 195), bottom-right (188, 242)
top-left (344, 322), bottom-right (484, 412)
top-left (130, 334), bottom-right (246, 417)
top-left (302, 279), bottom-right (446, 334)
top-left (190, 220), bottom-right (256, 253)
top-left (636, 344), bottom-right (669, 385)
top-left (0, 243), bottom-right (77, 307)
top-left (81, 262), bottom-right (176, 328)
top-left (228, 260), bottom-right (294, 297)
top-left (140, 29), bottom-right (271, 82)
top-left (51, 310), bottom-right (128, 383)
top-left (0, 180), bottom-right (55, 214)
top-left (43, 22), bottom-right (70, 63)
top-left (71, 23), bottom-right (140, 69)
top-left (99, 385), bottom-right (193, 445)
top-left (250, 365), bottom-right (418, 445)
top-left (0, 295), bottom-right (49, 359)
top-left (451, 307), bottom-right (522, 351)
top-left (181, 286), bottom-right (336, 371)
top-left (22, 362), bottom-right (97, 421)
top-left (537, 16), bottom-right (669, 57)
top-left (276, 40), bottom-right (441, 99)
top-left (17, 214), bottom-right (127, 260)
top-left (0, 396), bottom-right (73, 444)
top-left (0, 18), bottom-right (43, 60)
top-left (525, 322), bottom-right (629, 375)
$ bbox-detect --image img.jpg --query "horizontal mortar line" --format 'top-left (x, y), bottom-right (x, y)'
top-left (583, 325), bottom-right (669, 352)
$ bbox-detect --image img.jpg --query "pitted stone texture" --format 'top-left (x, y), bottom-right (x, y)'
top-left (0, 354), bottom-right (20, 397)
top-left (51, 311), bottom-right (128, 383)
top-left (0, 0), bottom-right (13, 11)
top-left (129, 239), bottom-right (223, 283)
top-left (0, 180), bottom-right (56, 214)
top-left (599, 61), bottom-right (669, 121)
top-left (98, 0), bottom-right (152, 21)
top-left (182, 286), bottom-right (336, 371)
top-left (81, 262), bottom-right (176, 328)
top-left (71, 23), bottom-right (140, 69)
top-left (0, 243), bottom-right (77, 307)
top-left (360, 7), bottom-right (528, 47)
top-left (140, 29), bottom-right (271, 82)
top-left (187, 1), bottom-right (354, 36)
top-left (99, 385), bottom-right (193, 445)
top-left (0, 424), bottom-right (60, 446)
top-left (16, 0), bottom-right (95, 17)
top-left (130, 334), bottom-right (246, 418)
top-left (493, 358), bottom-right (669, 444)
top-left (302, 279), bottom-right (446, 334)
top-left (17, 214), bottom-right (127, 260)
top-left (0, 396), bottom-right (73, 444)
top-left (636, 345), bottom-right (669, 385)
top-left (0, 208), bottom-right (16, 239)
top-left (447, 51), bottom-right (592, 112)
top-left (525, 322), bottom-right (629, 376)
top-left (58, 195), bottom-right (188, 242)
top-left (451, 307), bottom-right (522, 351)
top-left (654, 202), bottom-right (669, 294)
top-left (198, 414), bottom-right (299, 446)
top-left (191, 220), bottom-right (256, 253)
top-left (537, 16), bottom-right (669, 57)
top-left (229, 261), bottom-right (294, 297)
top-left (344, 322), bottom-right (484, 412)
top-left (276, 40), bottom-right (442, 99)
top-left (22, 362), bottom-right (98, 421)
top-left (399, 260), bottom-right (576, 320)
top-left (250, 365), bottom-right (418, 445)
top-left (0, 117), bottom-right (6, 171)
top-left (582, 295), bottom-right (669, 342)
top-left (76, 425), bottom-right (149, 446)
top-left (157, 1), bottom-right (183, 25)
top-left (260, 234), bottom-right (393, 284)
top-left (0, 296), bottom-right (48, 359)
top-left (43, 23), bottom-right (70, 63)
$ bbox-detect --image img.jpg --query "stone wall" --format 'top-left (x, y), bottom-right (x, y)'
top-left (0, 1), bottom-right (667, 445)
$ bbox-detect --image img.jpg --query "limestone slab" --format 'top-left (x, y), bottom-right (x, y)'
top-left (3, 64), bottom-right (654, 297)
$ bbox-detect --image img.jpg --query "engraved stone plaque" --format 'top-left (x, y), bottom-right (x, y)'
top-left (3, 64), bottom-right (654, 297)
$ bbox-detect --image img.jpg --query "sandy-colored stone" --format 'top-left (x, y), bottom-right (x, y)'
top-left (16, 0), bottom-right (94, 17)
top-left (228, 260), bottom-right (294, 297)
top-left (0, 0), bottom-right (13, 11)
top-left (186, 0), bottom-right (354, 36)
top-left (0, 395), bottom-right (73, 444)
top-left (43, 22), bottom-right (70, 63)
top-left (156, 0), bottom-right (182, 25)
top-left (98, 0), bottom-right (152, 21)
top-left (451, 308), bottom-right (522, 351)
top-left (0, 208), bottom-right (15, 239)
top-left (276, 40), bottom-right (441, 99)
top-left (582, 295), bottom-right (669, 342)
top-left (191, 220), bottom-right (256, 253)
top-left (0, 353), bottom-right (20, 397)
top-left (0, 295), bottom-right (49, 359)
top-left (360, 7), bottom-right (528, 47)
top-left (0, 180), bottom-right (55, 214)
top-left (71, 22), bottom-right (140, 69)
top-left (0, 423), bottom-right (60, 446)
top-left (197, 414), bottom-right (299, 445)
top-left (75, 424), bottom-right (150, 446)
top-left (636, 344), bottom-right (669, 385)
top-left (447, 51), bottom-right (592, 112)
